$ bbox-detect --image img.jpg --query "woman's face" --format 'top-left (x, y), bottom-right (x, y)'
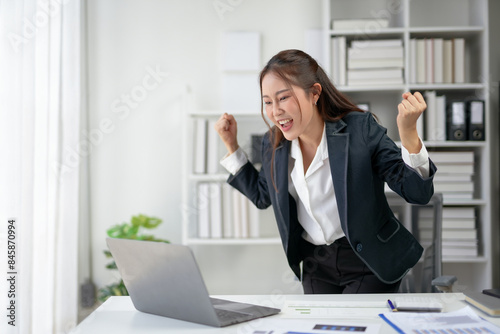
top-left (262, 73), bottom-right (320, 141)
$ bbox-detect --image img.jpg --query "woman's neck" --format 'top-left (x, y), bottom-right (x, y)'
top-left (298, 116), bottom-right (324, 174)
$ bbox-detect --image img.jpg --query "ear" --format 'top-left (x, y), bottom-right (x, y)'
top-left (311, 83), bottom-right (322, 102)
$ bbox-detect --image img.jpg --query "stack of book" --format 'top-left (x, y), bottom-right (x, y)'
top-left (410, 38), bottom-right (465, 84)
top-left (197, 182), bottom-right (260, 239)
top-left (428, 151), bottom-right (475, 201)
top-left (418, 206), bottom-right (478, 257)
top-left (346, 39), bottom-right (404, 86)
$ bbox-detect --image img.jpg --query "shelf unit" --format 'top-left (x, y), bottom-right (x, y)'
top-left (322, 0), bottom-right (492, 290)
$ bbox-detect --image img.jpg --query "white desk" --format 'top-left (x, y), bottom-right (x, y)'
top-left (71, 293), bottom-right (500, 333)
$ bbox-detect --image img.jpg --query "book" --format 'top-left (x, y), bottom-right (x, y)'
top-left (428, 151), bottom-right (474, 164)
top-left (435, 95), bottom-right (447, 141)
top-left (347, 68), bottom-right (402, 80)
top-left (232, 189), bottom-right (242, 238)
top-left (416, 39), bottom-right (426, 83)
top-left (419, 218), bottom-right (475, 229)
top-left (443, 40), bottom-right (453, 83)
top-left (222, 183), bottom-right (233, 238)
top-left (442, 192), bottom-right (474, 201)
top-left (347, 77), bottom-right (404, 86)
top-left (347, 58), bottom-right (404, 69)
top-left (209, 183), bottom-right (222, 239)
top-left (433, 38), bottom-right (444, 84)
top-left (239, 192), bottom-right (249, 238)
top-left (442, 240), bottom-right (478, 248)
top-left (206, 119), bottom-right (219, 174)
top-left (420, 206), bottom-right (475, 219)
top-left (425, 38), bottom-right (434, 84)
top-left (350, 39), bottom-right (402, 49)
top-left (435, 163), bottom-right (474, 174)
top-left (347, 46), bottom-right (403, 60)
top-left (420, 228), bottom-right (477, 240)
top-left (433, 181), bottom-right (474, 193)
top-left (453, 38), bottom-right (465, 83)
top-left (194, 119), bottom-right (208, 174)
top-left (434, 174), bottom-right (472, 182)
top-left (331, 36), bottom-right (346, 85)
top-left (197, 183), bottom-right (210, 238)
top-left (410, 39), bottom-right (417, 84)
top-left (464, 291), bottom-right (500, 317)
top-left (442, 246), bottom-right (478, 257)
top-left (424, 91), bottom-right (437, 140)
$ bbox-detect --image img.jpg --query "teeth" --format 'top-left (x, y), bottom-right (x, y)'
top-left (279, 119), bottom-right (291, 125)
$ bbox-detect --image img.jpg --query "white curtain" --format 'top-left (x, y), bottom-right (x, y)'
top-left (0, 0), bottom-right (84, 333)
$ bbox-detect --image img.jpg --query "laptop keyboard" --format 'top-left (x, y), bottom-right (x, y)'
top-left (215, 308), bottom-right (253, 322)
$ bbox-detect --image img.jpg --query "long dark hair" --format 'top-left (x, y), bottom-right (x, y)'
top-left (259, 49), bottom-right (365, 189)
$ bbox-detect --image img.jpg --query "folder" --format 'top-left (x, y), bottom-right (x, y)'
top-left (466, 100), bottom-right (485, 141)
top-left (446, 101), bottom-right (466, 141)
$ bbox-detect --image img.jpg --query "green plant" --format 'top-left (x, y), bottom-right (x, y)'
top-left (98, 214), bottom-right (169, 302)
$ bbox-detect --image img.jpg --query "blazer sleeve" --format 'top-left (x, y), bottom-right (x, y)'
top-left (364, 113), bottom-right (436, 205)
top-left (227, 161), bottom-right (272, 210)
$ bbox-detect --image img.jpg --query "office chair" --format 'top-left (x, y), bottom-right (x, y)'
top-left (385, 192), bottom-right (457, 293)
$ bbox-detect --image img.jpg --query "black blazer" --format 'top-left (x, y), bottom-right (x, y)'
top-left (228, 111), bottom-right (437, 284)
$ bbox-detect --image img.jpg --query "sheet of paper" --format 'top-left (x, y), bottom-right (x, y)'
top-left (221, 31), bottom-right (260, 71)
top-left (379, 305), bottom-right (500, 333)
top-left (282, 300), bottom-right (387, 319)
top-left (244, 319), bottom-right (381, 334)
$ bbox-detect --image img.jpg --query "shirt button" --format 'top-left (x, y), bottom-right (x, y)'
top-left (356, 243), bottom-right (363, 252)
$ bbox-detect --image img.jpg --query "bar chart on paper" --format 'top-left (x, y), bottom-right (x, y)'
top-left (379, 306), bottom-right (500, 334)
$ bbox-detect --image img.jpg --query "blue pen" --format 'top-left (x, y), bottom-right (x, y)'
top-left (387, 299), bottom-right (398, 312)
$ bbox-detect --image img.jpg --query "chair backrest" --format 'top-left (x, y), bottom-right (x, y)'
top-left (385, 192), bottom-right (443, 293)
top-left (412, 193), bottom-right (443, 292)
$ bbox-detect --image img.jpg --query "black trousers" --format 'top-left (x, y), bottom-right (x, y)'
top-left (300, 237), bottom-right (401, 294)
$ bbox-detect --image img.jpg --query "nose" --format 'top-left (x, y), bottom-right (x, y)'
top-left (272, 103), bottom-right (283, 117)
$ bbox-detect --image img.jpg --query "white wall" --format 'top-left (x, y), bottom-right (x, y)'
top-left (86, 0), bottom-right (322, 296)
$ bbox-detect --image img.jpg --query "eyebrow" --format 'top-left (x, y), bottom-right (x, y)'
top-left (262, 89), bottom-right (290, 99)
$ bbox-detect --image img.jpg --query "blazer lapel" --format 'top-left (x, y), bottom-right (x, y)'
top-left (326, 120), bottom-right (350, 238)
top-left (273, 141), bottom-right (291, 236)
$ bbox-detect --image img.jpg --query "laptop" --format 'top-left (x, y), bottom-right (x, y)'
top-left (105, 238), bottom-right (280, 327)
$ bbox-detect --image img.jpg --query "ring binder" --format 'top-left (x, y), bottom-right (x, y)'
top-left (447, 101), bottom-right (466, 141)
top-left (466, 100), bottom-right (485, 141)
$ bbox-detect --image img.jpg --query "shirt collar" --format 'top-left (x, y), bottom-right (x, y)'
top-left (291, 123), bottom-right (328, 161)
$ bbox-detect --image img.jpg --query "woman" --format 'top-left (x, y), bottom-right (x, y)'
top-left (214, 49), bottom-right (436, 294)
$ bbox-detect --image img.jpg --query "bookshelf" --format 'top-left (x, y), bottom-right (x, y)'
top-left (322, 0), bottom-right (493, 290)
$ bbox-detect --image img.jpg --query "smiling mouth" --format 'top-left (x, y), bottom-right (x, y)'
top-left (278, 118), bottom-right (293, 130)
